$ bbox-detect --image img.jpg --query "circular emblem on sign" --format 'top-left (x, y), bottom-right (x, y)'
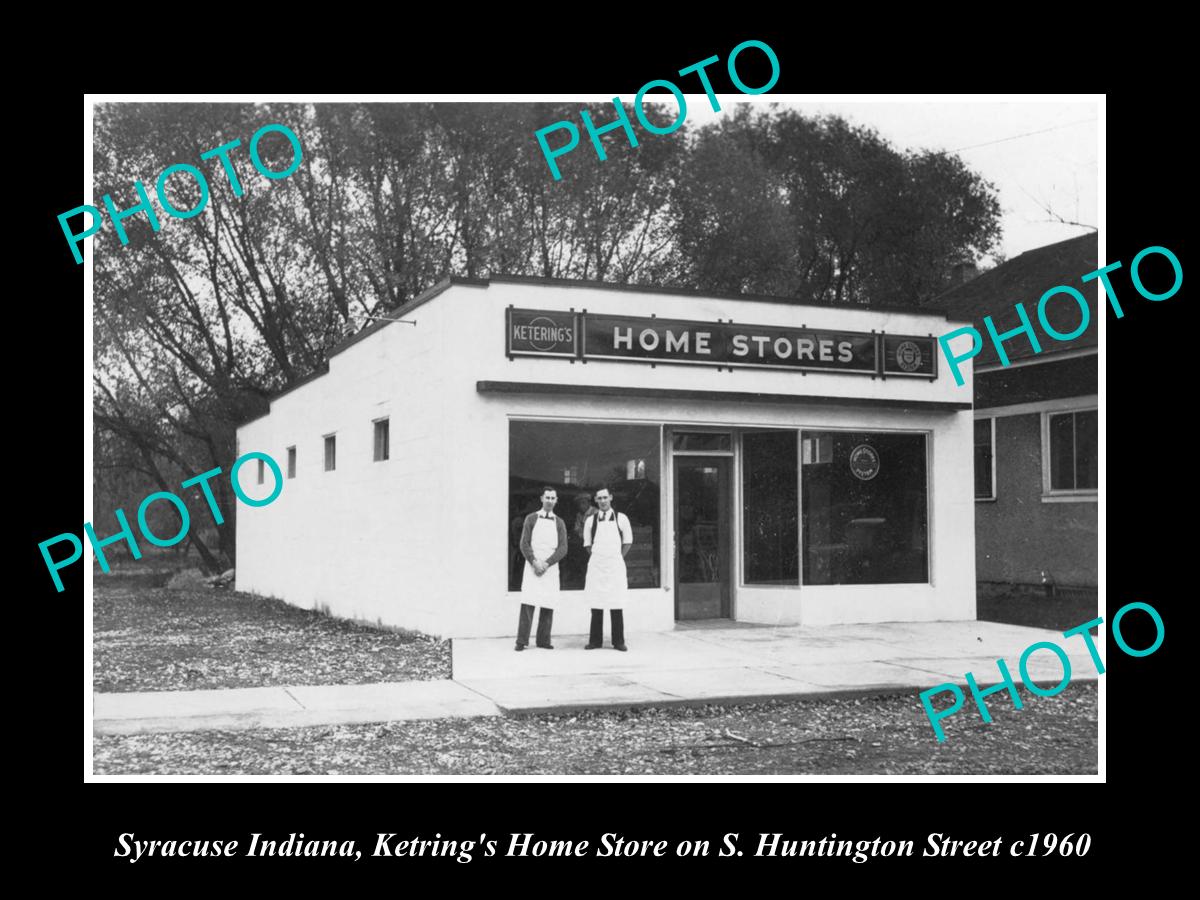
top-left (528, 316), bottom-right (563, 351)
top-left (896, 340), bottom-right (923, 372)
top-left (849, 444), bottom-right (880, 481)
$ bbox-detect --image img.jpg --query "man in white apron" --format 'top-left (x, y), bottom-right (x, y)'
top-left (516, 487), bottom-right (568, 651)
top-left (583, 487), bottom-right (633, 651)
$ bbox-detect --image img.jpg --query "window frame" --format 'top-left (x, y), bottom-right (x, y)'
top-left (507, 416), bottom-right (665, 594)
top-left (373, 417), bottom-right (390, 462)
top-left (1040, 406), bottom-right (1098, 502)
top-left (323, 433), bottom-right (337, 472)
top-left (797, 427), bottom-right (933, 587)
top-left (974, 415), bottom-right (996, 502)
top-left (739, 428), bottom-right (800, 587)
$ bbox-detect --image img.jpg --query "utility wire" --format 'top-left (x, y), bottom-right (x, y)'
top-left (950, 117), bottom-right (1097, 153)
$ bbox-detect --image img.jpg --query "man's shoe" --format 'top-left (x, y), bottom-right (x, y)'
top-left (514, 643), bottom-right (526, 651)
top-left (584, 643), bottom-right (602, 650)
top-left (613, 643), bottom-right (628, 652)
top-left (537, 643), bottom-right (554, 650)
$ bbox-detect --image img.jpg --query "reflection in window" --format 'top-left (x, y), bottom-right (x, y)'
top-left (509, 422), bottom-right (660, 591)
top-left (974, 418), bottom-right (995, 500)
top-left (801, 431), bottom-right (928, 585)
top-left (1048, 410), bottom-right (1097, 492)
top-left (742, 431), bottom-right (798, 585)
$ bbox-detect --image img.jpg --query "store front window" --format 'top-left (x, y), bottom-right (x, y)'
top-left (742, 431), bottom-right (799, 585)
top-left (509, 422), bottom-right (661, 591)
top-left (801, 431), bottom-right (928, 585)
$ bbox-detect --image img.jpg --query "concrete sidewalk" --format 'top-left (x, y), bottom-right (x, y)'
top-left (93, 620), bottom-right (1097, 736)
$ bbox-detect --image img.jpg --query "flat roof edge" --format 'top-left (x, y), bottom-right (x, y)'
top-left (243, 277), bottom-right (486, 428)
top-left (486, 274), bottom-right (955, 319)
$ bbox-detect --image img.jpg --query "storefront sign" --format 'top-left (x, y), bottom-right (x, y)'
top-left (507, 307), bottom-right (938, 378)
top-left (507, 309), bottom-right (579, 358)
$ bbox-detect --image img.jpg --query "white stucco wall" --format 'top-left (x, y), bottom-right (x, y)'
top-left (236, 279), bottom-right (975, 638)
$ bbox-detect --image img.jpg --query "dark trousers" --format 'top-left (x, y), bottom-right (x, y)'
top-left (589, 609), bottom-right (625, 646)
top-left (517, 604), bottom-right (553, 647)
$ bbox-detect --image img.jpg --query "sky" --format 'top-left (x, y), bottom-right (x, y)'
top-left (685, 97), bottom-right (1100, 264)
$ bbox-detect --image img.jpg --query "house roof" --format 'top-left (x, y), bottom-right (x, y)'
top-left (930, 232), bottom-right (1098, 366)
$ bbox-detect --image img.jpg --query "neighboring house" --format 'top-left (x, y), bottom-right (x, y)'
top-left (934, 233), bottom-right (1098, 598)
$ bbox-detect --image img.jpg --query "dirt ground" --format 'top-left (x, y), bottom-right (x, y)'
top-left (93, 568), bottom-right (451, 692)
top-left (93, 682), bottom-right (1097, 776)
top-left (91, 561), bottom-right (1098, 775)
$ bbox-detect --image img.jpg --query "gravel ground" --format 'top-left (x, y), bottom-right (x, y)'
top-left (93, 571), bottom-right (451, 692)
top-left (93, 682), bottom-right (1097, 775)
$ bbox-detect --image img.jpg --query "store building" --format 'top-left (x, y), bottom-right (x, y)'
top-left (935, 234), bottom-right (1098, 597)
top-left (235, 276), bottom-right (976, 638)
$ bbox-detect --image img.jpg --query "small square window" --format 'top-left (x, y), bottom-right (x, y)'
top-left (324, 435), bottom-right (336, 472)
top-left (374, 419), bottom-right (390, 462)
top-left (287, 446), bottom-right (296, 479)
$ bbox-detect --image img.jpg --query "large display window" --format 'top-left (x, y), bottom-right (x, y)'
top-left (742, 431), bottom-right (799, 585)
top-left (508, 421), bottom-right (661, 591)
top-left (801, 430), bottom-right (929, 585)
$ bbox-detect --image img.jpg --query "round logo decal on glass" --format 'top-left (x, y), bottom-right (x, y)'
top-left (896, 340), bottom-right (923, 372)
top-left (849, 444), bottom-right (880, 481)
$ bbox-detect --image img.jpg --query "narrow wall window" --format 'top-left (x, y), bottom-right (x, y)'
top-left (256, 458), bottom-right (265, 485)
top-left (324, 434), bottom-right (336, 472)
top-left (287, 446), bottom-right (296, 479)
top-left (374, 418), bottom-right (390, 462)
top-left (742, 431), bottom-right (799, 585)
top-left (1045, 409), bottom-right (1097, 494)
top-left (974, 418), bottom-right (995, 500)
top-left (801, 431), bottom-right (929, 585)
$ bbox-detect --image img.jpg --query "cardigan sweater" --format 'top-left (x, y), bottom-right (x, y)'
top-left (519, 511), bottom-right (569, 566)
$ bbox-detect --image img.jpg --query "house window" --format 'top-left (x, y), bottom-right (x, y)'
top-left (801, 430), bottom-right (929, 585)
top-left (287, 446), bottom-right (296, 479)
top-left (256, 458), bottom-right (265, 485)
top-left (1044, 409), bottom-right (1097, 496)
top-left (324, 434), bottom-right (336, 472)
top-left (374, 418), bottom-right (390, 462)
top-left (974, 418), bottom-right (995, 500)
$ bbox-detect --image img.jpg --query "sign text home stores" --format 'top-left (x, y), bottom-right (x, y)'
top-left (507, 308), bottom-right (938, 378)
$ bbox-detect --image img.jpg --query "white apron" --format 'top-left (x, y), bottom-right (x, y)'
top-left (520, 515), bottom-right (562, 610)
top-left (585, 514), bottom-right (629, 610)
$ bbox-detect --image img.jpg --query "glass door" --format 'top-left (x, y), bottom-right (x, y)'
top-left (674, 456), bottom-right (731, 619)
